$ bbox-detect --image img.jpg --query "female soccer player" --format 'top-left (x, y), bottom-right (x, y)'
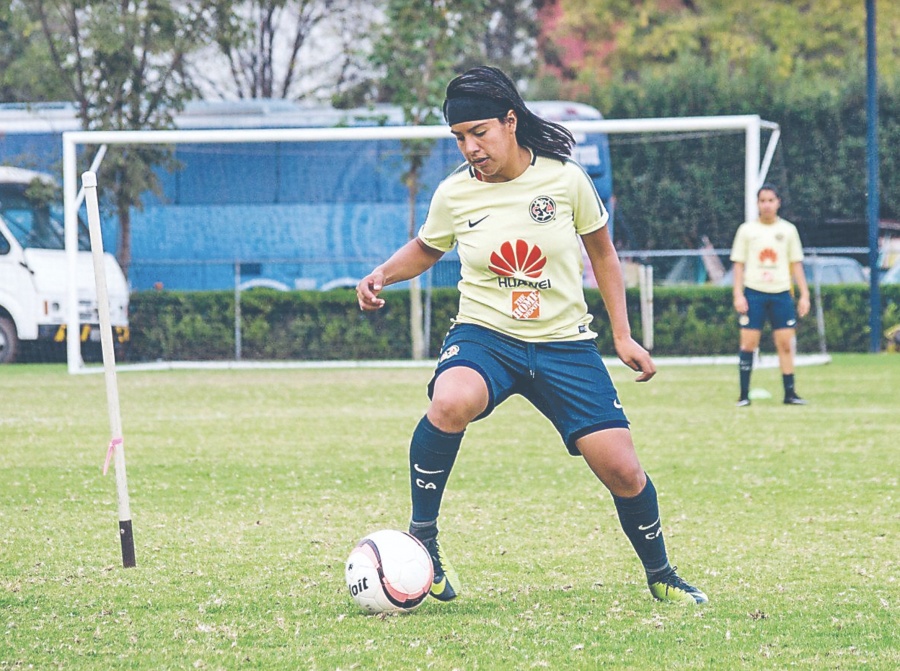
top-left (356, 66), bottom-right (707, 605)
top-left (730, 184), bottom-right (811, 406)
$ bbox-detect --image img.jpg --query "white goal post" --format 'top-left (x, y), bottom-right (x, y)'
top-left (62, 114), bottom-right (780, 373)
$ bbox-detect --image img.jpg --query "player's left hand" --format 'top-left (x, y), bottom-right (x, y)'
top-left (797, 295), bottom-right (810, 318)
top-left (614, 336), bottom-right (656, 382)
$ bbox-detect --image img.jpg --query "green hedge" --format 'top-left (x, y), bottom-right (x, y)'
top-left (584, 65), bottom-right (899, 252)
top-left (127, 285), bottom-right (900, 362)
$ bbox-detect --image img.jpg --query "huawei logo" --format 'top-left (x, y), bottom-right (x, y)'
top-left (759, 248), bottom-right (778, 264)
top-left (489, 240), bottom-right (547, 278)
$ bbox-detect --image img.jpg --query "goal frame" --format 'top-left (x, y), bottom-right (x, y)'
top-left (62, 114), bottom-right (780, 373)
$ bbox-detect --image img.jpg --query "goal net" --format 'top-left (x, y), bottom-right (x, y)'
top-left (58, 112), bottom-right (799, 373)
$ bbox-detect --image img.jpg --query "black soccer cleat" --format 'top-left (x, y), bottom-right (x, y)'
top-left (783, 393), bottom-right (807, 405)
top-left (648, 567), bottom-right (708, 605)
top-left (409, 526), bottom-right (460, 602)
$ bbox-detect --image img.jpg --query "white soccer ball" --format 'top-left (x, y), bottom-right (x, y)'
top-left (345, 529), bottom-right (434, 614)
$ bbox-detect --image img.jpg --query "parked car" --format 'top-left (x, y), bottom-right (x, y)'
top-left (881, 262), bottom-right (900, 284)
top-left (803, 256), bottom-right (867, 285)
top-left (715, 256), bottom-right (867, 287)
top-left (0, 166), bottom-right (130, 363)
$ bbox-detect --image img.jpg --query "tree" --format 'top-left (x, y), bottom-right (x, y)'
top-left (0, 1), bottom-right (68, 101)
top-left (24, 0), bottom-right (219, 276)
top-left (368, 0), bottom-right (542, 358)
top-left (200, 0), bottom-right (376, 101)
top-left (368, 0), bottom-right (483, 359)
top-left (542, 0), bottom-right (900, 91)
top-left (461, 0), bottom-right (541, 85)
top-left (526, 0), bottom-right (899, 259)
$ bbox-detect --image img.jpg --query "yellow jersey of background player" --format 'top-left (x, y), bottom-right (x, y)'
top-left (730, 216), bottom-right (804, 293)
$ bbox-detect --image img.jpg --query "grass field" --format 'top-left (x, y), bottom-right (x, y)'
top-left (1, 354), bottom-right (897, 670)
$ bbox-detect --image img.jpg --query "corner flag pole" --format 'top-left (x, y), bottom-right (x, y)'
top-left (82, 171), bottom-right (136, 568)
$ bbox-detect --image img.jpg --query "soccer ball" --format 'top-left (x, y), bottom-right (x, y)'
top-left (345, 529), bottom-right (434, 614)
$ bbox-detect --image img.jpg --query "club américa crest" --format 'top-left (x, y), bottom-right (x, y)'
top-left (529, 195), bottom-right (557, 223)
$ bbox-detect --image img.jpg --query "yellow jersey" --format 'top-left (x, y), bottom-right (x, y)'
top-left (418, 154), bottom-right (608, 341)
top-left (730, 217), bottom-right (804, 294)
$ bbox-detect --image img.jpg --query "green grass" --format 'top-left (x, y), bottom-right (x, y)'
top-left (1, 354), bottom-right (897, 670)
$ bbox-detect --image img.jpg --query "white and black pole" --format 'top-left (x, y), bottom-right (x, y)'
top-left (82, 171), bottom-right (136, 568)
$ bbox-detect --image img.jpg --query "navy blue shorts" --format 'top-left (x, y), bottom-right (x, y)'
top-left (741, 288), bottom-right (798, 331)
top-left (427, 323), bottom-right (629, 456)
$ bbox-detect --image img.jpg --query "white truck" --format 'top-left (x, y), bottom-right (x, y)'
top-left (0, 166), bottom-right (129, 363)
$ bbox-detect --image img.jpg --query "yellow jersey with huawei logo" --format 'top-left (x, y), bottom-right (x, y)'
top-left (418, 154), bottom-right (608, 342)
top-left (730, 218), bottom-right (804, 293)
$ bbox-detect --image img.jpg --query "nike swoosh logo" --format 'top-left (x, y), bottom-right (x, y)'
top-left (468, 215), bottom-right (489, 228)
top-left (414, 464), bottom-right (445, 475)
top-left (638, 516), bottom-right (660, 531)
top-left (613, 399), bottom-right (623, 409)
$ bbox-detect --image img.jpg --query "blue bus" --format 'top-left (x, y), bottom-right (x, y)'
top-left (0, 100), bottom-right (613, 292)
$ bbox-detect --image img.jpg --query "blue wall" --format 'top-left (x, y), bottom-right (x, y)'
top-left (1, 120), bottom-right (612, 292)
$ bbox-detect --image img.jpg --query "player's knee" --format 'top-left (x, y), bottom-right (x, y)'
top-left (605, 464), bottom-right (646, 497)
top-left (428, 367), bottom-right (488, 432)
top-left (427, 393), bottom-right (483, 433)
top-left (774, 330), bottom-right (795, 353)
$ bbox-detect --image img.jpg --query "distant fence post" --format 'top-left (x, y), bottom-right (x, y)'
top-left (639, 264), bottom-right (654, 351)
top-left (809, 252), bottom-right (828, 354)
top-left (234, 262), bottom-right (242, 361)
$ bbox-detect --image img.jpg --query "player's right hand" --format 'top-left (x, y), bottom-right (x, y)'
top-left (733, 294), bottom-right (748, 314)
top-left (357, 272), bottom-right (386, 311)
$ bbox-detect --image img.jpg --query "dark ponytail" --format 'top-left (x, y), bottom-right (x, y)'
top-left (443, 66), bottom-right (574, 161)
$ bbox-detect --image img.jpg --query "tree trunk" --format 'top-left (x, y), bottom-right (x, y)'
top-left (407, 166), bottom-right (425, 360)
top-left (409, 275), bottom-right (425, 360)
top-left (117, 199), bottom-right (131, 280)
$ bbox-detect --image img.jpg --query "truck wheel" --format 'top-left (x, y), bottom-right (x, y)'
top-left (0, 317), bottom-right (19, 364)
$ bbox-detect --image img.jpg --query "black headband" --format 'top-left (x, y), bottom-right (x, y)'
top-left (445, 96), bottom-right (512, 126)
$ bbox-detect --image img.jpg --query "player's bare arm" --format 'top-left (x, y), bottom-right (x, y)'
top-left (732, 262), bottom-right (748, 314)
top-left (357, 238), bottom-right (444, 311)
top-left (791, 261), bottom-right (811, 318)
top-left (582, 228), bottom-right (656, 382)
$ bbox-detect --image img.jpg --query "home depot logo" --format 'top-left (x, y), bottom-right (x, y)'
top-left (759, 248), bottom-right (778, 264)
top-left (512, 291), bottom-right (541, 319)
top-left (489, 240), bottom-right (551, 290)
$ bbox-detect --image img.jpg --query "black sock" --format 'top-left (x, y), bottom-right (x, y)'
top-left (783, 373), bottom-right (795, 397)
top-left (612, 474), bottom-right (670, 580)
top-left (409, 519), bottom-right (438, 542)
top-left (739, 351), bottom-right (754, 399)
top-left (409, 415), bottom-right (463, 524)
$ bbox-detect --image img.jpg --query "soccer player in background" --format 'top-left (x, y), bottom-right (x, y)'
top-left (356, 65), bottom-right (708, 605)
top-left (730, 184), bottom-right (811, 406)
